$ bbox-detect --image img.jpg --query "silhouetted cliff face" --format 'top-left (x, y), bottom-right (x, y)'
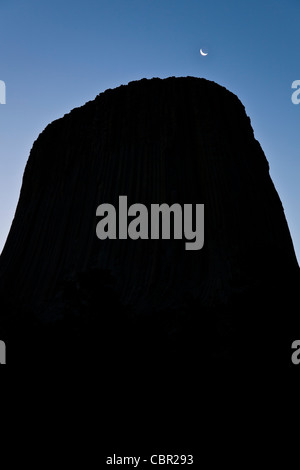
top-left (0, 77), bottom-right (298, 366)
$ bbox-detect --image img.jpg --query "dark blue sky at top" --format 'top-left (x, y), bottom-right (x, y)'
top-left (0, 0), bottom-right (299, 261)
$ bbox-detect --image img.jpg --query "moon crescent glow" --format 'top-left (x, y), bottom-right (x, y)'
top-left (200, 49), bottom-right (208, 56)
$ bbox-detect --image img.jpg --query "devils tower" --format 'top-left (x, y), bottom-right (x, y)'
top-left (0, 77), bottom-right (298, 367)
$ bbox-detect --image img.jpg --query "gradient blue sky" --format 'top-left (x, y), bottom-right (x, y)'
top-left (0, 0), bottom-right (299, 262)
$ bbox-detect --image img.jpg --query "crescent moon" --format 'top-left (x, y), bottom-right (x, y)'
top-left (200, 49), bottom-right (208, 56)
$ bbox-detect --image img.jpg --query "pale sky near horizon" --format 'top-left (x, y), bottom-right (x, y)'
top-left (0, 0), bottom-right (299, 262)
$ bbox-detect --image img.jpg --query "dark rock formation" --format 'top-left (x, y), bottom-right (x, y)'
top-left (0, 76), bottom-right (299, 367)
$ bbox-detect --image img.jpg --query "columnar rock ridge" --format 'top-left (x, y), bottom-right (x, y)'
top-left (0, 76), bottom-right (298, 365)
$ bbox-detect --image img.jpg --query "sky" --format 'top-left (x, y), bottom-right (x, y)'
top-left (0, 0), bottom-right (299, 263)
